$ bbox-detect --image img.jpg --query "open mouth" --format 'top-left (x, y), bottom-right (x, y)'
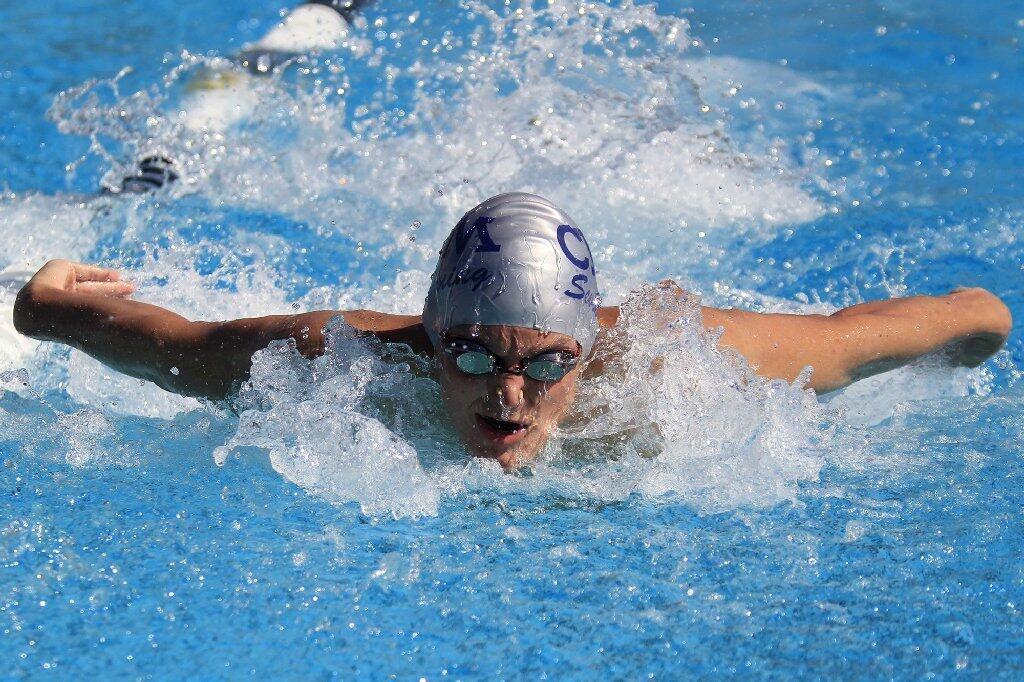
top-left (475, 414), bottom-right (530, 442)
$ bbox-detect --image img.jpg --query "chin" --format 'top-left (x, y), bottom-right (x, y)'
top-left (466, 438), bottom-right (543, 470)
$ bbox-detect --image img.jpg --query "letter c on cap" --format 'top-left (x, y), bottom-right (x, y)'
top-left (557, 224), bottom-right (590, 272)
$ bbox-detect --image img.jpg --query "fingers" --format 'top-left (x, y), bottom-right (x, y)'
top-left (72, 263), bottom-right (122, 283)
top-left (76, 280), bottom-right (136, 297)
top-left (31, 260), bottom-right (132, 295)
top-left (71, 263), bottom-right (131, 296)
top-left (32, 260), bottom-right (124, 290)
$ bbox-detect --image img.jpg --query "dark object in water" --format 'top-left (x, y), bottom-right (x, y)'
top-left (119, 155), bottom-right (179, 194)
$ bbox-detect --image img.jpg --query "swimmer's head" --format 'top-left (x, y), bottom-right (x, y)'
top-left (423, 193), bottom-right (600, 468)
top-left (423, 192), bottom-right (600, 356)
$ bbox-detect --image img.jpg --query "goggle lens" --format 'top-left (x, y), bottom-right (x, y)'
top-left (454, 350), bottom-right (496, 375)
top-left (524, 359), bottom-right (570, 382)
top-left (445, 340), bottom-right (577, 382)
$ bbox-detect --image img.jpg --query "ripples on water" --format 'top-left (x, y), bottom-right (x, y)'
top-left (0, 0), bottom-right (1022, 676)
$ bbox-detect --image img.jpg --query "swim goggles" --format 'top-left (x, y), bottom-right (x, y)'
top-left (443, 338), bottom-right (579, 382)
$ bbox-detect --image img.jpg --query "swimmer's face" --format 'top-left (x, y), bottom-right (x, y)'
top-left (437, 325), bottom-right (582, 470)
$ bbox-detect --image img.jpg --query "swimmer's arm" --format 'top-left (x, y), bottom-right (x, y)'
top-left (700, 288), bottom-right (1012, 393)
top-left (13, 260), bottom-right (429, 400)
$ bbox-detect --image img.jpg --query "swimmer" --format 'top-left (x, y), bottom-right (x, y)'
top-left (12, 193), bottom-right (1013, 469)
top-left (120, 1), bottom-right (373, 192)
top-left (236, 0), bottom-right (371, 73)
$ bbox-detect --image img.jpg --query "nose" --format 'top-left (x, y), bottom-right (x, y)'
top-left (494, 372), bottom-right (525, 409)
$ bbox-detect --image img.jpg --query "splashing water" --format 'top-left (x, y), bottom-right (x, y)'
top-left (216, 320), bottom-right (444, 519)
top-left (2, 0), bottom-right (1022, 676)
top-left (43, 0), bottom-right (824, 288)
top-left (12, 0), bottom-right (843, 518)
top-left (565, 284), bottom-right (830, 512)
top-left (208, 287), bottom-right (830, 518)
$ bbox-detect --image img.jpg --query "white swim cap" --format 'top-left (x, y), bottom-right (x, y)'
top-left (422, 192), bottom-right (600, 358)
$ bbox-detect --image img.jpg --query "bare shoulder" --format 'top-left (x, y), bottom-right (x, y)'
top-left (596, 306), bottom-right (620, 328)
top-left (700, 306), bottom-right (834, 341)
top-left (284, 310), bottom-right (432, 357)
top-left (697, 305), bottom-right (831, 375)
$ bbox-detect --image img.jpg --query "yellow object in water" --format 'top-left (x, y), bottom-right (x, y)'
top-left (185, 67), bottom-right (250, 93)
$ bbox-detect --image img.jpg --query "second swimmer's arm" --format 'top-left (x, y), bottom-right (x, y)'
top-left (13, 260), bottom-right (428, 400)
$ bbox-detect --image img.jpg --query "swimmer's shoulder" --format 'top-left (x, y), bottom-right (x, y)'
top-left (597, 306), bottom-right (620, 328)
top-left (279, 309), bottom-right (432, 357)
top-left (598, 284), bottom-right (731, 333)
top-left (596, 281), bottom-right (702, 330)
top-left (337, 310), bottom-right (432, 354)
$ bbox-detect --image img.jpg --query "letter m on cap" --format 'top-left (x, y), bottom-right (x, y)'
top-left (451, 216), bottom-right (501, 255)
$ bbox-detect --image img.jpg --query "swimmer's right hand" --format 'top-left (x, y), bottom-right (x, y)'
top-left (9, 258), bottom-right (430, 399)
top-left (13, 260), bottom-right (135, 339)
top-left (21, 260), bottom-right (135, 298)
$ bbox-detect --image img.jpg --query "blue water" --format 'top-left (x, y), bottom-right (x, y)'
top-left (2, 0), bottom-right (1024, 678)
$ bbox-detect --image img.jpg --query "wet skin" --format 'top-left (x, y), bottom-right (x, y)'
top-left (437, 324), bottom-right (582, 470)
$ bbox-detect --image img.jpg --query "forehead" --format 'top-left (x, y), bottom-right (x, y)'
top-left (446, 325), bottom-right (579, 355)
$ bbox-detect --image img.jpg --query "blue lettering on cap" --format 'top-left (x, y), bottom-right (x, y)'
top-left (452, 215), bottom-right (501, 256)
top-left (436, 266), bottom-right (495, 293)
top-left (564, 273), bottom-right (589, 300)
top-left (556, 224), bottom-right (595, 275)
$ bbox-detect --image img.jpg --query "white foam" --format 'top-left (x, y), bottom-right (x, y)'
top-left (554, 285), bottom-right (829, 512)
top-left (180, 70), bottom-right (262, 133)
top-left (46, 0), bottom-right (826, 273)
top-left (823, 361), bottom-right (990, 428)
top-left (216, 320), bottom-right (442, 519)
top-left (0, 291), bottom-right (37, 374)
top-left (59, 239), bottom-right (297, 419)
top-left (0, 193), bottom-right (102, 271)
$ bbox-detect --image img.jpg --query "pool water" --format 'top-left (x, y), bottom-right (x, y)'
top-left (1, 0), bottom-right (1023, 677)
